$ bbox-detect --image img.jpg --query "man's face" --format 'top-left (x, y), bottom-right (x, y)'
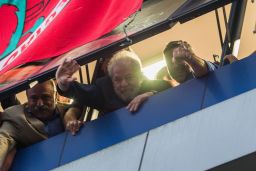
top-left (168, 60), bottom-right (191, 83)
top-left (26, 82), bottom-right (56, 120)
top-left (111, 63), bottom-right (141, 102)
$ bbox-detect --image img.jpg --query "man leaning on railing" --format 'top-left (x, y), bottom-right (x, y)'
top-left (0, 80), bottom-right (82, 171)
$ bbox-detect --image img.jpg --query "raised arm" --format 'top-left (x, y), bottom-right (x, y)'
top-left (172, 42), bottom-right (209, 78)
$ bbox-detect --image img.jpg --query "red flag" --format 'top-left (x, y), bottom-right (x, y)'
top-left (0, 0), bottom-right (142, 75)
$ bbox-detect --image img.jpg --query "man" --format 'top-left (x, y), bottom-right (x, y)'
top-left (0, 80), bottom-right (82, 170)
top-left (56, 50), bottom-right (172, 115)
top-left (163, 40), bottom-right (218, 83)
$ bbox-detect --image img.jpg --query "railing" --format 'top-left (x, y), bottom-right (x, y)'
top-left (11, 53), bottom-right (256, 171)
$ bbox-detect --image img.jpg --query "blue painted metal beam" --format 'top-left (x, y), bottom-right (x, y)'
top-left (203, 54), bottom-right (256, 108)
top-left (11, 53), bottom-right (256, 170)
top-left (11, 133), bottom-right (67, 171)
top-left (60, 78), bottom-right (206, 165)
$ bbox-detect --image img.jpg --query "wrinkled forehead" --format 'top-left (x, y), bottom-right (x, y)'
top-left (26, 83), bottom-right (55, 96)
top-left (112, 63), bottom-right (136, 76)
top-left (112, 66), bottom-right (142, 82)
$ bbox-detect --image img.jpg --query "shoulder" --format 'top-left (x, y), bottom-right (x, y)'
top-left (4, 104), bottom-right (25, 114)
top-left (95, 76), bottom-right (114, 92)
top-left (95, 76), bottom-right (112, 85)
top-left (205, 61), bottom-right (218, 72)
top-left (1, 104), bottom-right (26, 120)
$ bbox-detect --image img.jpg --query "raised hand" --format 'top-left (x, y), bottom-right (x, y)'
top-left (56, 58), bottom-right (80, 91)
top-left (172, 41), bottom-right (194, 64)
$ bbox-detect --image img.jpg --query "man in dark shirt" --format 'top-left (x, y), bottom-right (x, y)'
top-left (56, 50), bottom-right (172, 115)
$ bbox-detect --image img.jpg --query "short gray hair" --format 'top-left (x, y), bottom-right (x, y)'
top-left (107, 50), bottom-right (142, 77)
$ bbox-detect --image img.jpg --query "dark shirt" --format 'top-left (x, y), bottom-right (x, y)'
top-left (26, 107), bottom-right (65, 137)
top-left (57, 76), bottom-right (171, 115)
top-left (42, 110), bottom-right (65, 137)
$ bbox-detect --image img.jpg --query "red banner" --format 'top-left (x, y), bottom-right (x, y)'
top-left (0, 0), bottom-right (142, 75)
top-left (0, 31), bottom-right (128, 92)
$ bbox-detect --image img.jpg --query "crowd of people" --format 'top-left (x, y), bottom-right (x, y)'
top-left (0, 40), bottom-right (238, 170)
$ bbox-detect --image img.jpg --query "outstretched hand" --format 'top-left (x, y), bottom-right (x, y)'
top-left (126, 92), bottom-right (154, 112)
top-left (56, 58), bottom-right (80, 91)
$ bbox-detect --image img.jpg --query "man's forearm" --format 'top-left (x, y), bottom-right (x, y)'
top-left (56, 78), bottom-right (71, 92)
top-left (1, 148), bottom-right (16, 171)
top-left (57, 82), bottom-right (76, 99)
top-left (185, 55), bottom-right (209, 77)
top-left (63, 107), bottom-right (82, 126)
top-left (0, 134), bottom-right (16, 169)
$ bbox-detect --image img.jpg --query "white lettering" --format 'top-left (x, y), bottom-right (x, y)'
top-left (0, 0), bottom-right (70, 73)
top-left (0, 50), bottom-right (20, 70)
